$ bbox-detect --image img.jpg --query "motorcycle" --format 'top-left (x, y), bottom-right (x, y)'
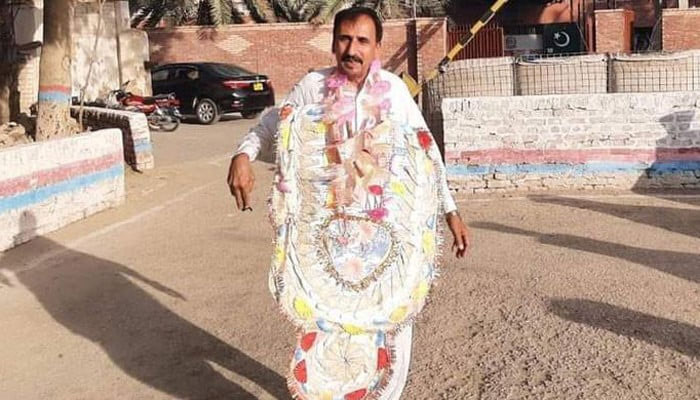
top-left (106, 81), bottom-right (181, 132)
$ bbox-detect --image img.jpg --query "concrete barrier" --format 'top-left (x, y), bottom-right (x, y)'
top-left (0, 129), bottom-right (125, 251)
top-left (443, 92), bottom-right (700, 194)
top-left (71, 106), bottom-right (154, 171)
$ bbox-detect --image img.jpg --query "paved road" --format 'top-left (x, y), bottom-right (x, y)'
top-left (1, 119), bottom-right (699, 399)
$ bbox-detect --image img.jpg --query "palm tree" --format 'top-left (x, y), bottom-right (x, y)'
top-left (130, 0), bottom-right (241, 26)
top-left (128, 0), bottom-right (446, 27)
top-left (36, 0), bottom-right (77, 140)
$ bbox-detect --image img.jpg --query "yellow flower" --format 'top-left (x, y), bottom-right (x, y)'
top-left (422, 231), bottom-right (435, 256)
top-left (325, 190), bottom-right (335, 208)
top-left (412, 281), bottom-right (430, 300)
top-left (424, 158), bottom-right (434, 174)
top-left (274, 246), bottom-right (285, 265)
top-left (315, 123), bottom-right (327, 135)
top-left (280, 124), bottom-right (291, 149)
top-left (389, 306), bottom-right (408, 323)
top-left (390, 181), bottom-right (407, 197)
top-left (293, 297), bottom-right (313, 320)
top-left (342, 324), bottom-right (365, 335)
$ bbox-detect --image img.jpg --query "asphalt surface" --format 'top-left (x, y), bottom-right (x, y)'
top-left (1, 117), bottom-right (699, 399)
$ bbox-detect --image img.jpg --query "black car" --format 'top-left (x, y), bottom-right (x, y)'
top-left (151, 62), bottom-right (275, 124)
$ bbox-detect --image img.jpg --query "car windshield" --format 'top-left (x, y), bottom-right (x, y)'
top-left (205, 63), bottom-right (254, 77)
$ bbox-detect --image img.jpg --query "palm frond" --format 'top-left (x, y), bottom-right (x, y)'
top-left (207, 0), bottom-right (235, 25)
top-left (243, 0), bottom-right (269, 22)
top-left (311, 0), bottom-right (349, 25)
top-left (271, 0), bottom-right (293, 21)
top-left (130, 5), bottom-right (151, 27)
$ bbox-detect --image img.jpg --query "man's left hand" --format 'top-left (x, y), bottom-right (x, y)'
top-left (446, 211), bottom-right (470, 259)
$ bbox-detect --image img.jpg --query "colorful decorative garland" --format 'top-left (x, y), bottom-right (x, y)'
top-left (269, 61), bottom-right (443, 400)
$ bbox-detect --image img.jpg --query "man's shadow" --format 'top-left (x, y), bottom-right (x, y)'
top-left (1, 212), bottom-right (289, 399)
top-left (634, 110), bottom-right (700, 203)
top-left (472, 222), bottom-right (700, 358)
top-left (548, 298), bottom-right (700, 359)
top-left (472, 222), bottom-right (700, 284)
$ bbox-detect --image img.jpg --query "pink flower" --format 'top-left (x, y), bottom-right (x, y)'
top-left (368, 185), bottom-right (383, 196)
top-left (358, 221), bottom-right (376, 243)
top-left (369, 80), bottom-right (391, 96)
top-left (379, 98), bottom-right (392, 112)
top-left (326, 72), bottom-right (347, 89)
top-left (369, 59), bottom-right (382, 75)
top-left (367, 207), bottom-right (388, 222)
top-left (343, 257), bottom-right (364, 279)
top-left (336, 111), bottom-right (355, 127)
top-left (277, 180), bottom-right (291, 193)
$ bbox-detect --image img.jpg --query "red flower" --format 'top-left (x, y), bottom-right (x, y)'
top-left (293, 360), bottom-right (307, 383)
top-left (279, 105), bottom-right (293, 120)
top-left (367, 207), bottom-right (388, 222)
top-left (368, 185), bottom-right (383, 196)
top-left (300, 332), bottom-right (317, 352)
top-left (377, 347), bottom-right (391, 370)
top-left (417, 129), bottom-right (432, 150)
top-left (344, 389), bottom-right (368, 400)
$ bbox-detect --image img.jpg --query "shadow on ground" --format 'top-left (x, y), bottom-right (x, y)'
top-left (548, 298), bottom-right (700, 359)
top-left (0, 212), bottom-right (288, 399)
top-left (530, 196), bottom-right (700, 239)
top-left (473, 221), bottom-right (700, 359)
top-left (472, 222), bottom-right (700, 284)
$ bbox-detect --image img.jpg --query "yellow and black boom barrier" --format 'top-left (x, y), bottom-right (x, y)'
top-left (402, 0), bottom-right (511, 97)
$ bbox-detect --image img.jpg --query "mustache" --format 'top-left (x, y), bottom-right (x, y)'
top-left (341, 55), bottom-right (363, 64)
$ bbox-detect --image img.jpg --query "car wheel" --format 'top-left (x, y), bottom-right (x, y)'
top-left (241, 110), bottom-right (261, 120)
top-left (195, 98), bottom-right (219, 124)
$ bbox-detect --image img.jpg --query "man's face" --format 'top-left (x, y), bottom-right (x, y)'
top-left (333, 15), bottom-right (381, 83)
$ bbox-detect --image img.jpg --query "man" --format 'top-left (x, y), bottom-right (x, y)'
top-left (227, 7), bottom-right (470, 399)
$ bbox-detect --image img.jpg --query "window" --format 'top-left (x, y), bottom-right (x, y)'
top-left (152, 69), bottom-right (169, 82)
top-left (174, 67), bottom-right (197, 80)
top-left (206, 63), bottom-right (254, 78)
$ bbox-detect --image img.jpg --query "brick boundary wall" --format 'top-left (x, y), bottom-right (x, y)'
top-left (443, 92), bottom-right (700, 194)
top-left (0, 129), bottom-right (125, 251)
top-left (71, 107), bottom-right (154, 171)
top-left (663, 9), bottom-right (700, 51)
top-left (595, 9), bottom-right (635, 53)
top-left (146, 18), bottom-right (447, 98)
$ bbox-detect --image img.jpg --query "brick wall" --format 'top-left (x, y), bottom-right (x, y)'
top-left (609, 0), bottom-right (657, 27)
top-left (71, 107), bottom-right (154, 171)
top-left (663, 9), bottom-right (700, 51)
top-left (0, 128), bottom-right (125, 251)
top-left (17, 53), bottom-right (40, 113)
top-left (443, 92), bottom-right (700, 194)
top-left (147, 18), bottom-right (447, 97)
top-left (595, 9), bottom-right (635, 53)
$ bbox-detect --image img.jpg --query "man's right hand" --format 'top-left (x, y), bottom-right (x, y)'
top-left (227, 153), bottom-right (255, 211)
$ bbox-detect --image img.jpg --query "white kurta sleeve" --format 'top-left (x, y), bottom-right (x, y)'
top-left (234, 80), bottom-right (307, 163)
top-left (395, 82), bottom-right (457, 214)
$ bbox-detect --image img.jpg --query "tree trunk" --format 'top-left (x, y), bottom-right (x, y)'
top-left (36, 0), bottom-right (77, 141)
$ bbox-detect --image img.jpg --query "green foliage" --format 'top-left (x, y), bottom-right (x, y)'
top-left (128, 0), bottom-right (448, 27)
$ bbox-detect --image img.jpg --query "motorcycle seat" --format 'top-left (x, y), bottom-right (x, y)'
top-left (143, 94), bottom-right (173, 104)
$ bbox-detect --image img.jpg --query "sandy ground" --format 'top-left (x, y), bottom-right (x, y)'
top-left (1, 118), bottom-right (699, 399)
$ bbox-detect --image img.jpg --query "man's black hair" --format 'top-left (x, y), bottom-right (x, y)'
top-left (333, 7), bottom-right (383, 43)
